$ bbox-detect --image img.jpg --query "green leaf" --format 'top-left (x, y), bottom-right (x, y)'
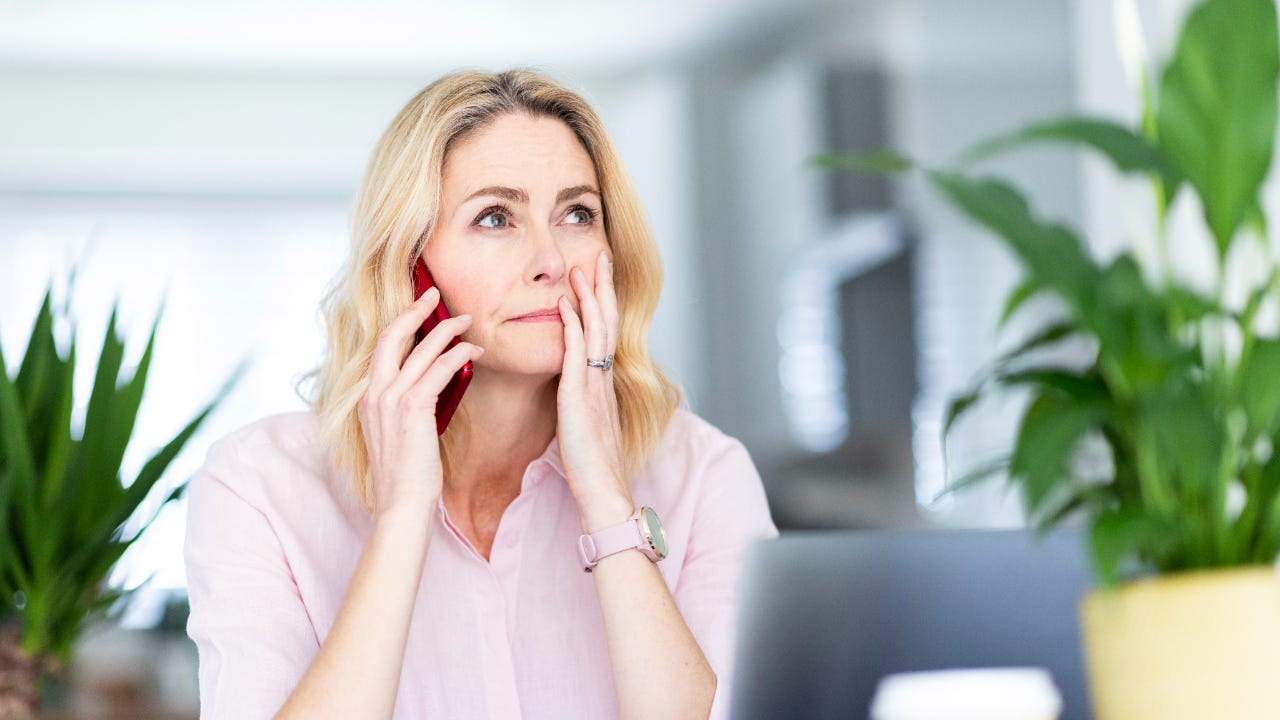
top-left (40, 337), bottom-right (76, 508)
top-left (1090, 505), bottom-right (1170, 586)
top-left (70, 305), bottom-right (127, 542)
top-left (1164, 283), bottom-right (1218, 324)
top-left (14, 288), bottom-right (59, 468)
top-left (0, 467), bottom-right (31, 601)
top-left (996, 323), bottom-right (1082, 369)
top-left (103, 312), bottom-right (161, 502)
top-left (959, 116), bottom-right (1179, 191)
top-left (126, 359), bottom-right (244, 513)
top-left (928, 173), bottom-right (1102, 329)
top-left (1009, 388), bottom-right (1107, 517)
top-left (0, 341), bottom-right (43, 588)
top-left (1233, 442), bottom-right (1280, 563)
top-left (1133, 384), bottom-right (1223, 566)
top-left (1254, 483), bottom-right (1280, 564)
top-left (64, 360), bottom-right (244, 587)
top-left (993, 321), bottom-right (1082, 366)
top-left (941, 456), bottom-right (1010, 499)
top-left (1142, 386), bottom-right (1220, 497)
top-left (1092, 256), bottom-right (1189, 396)
top-left (1101, 424), bottom-right (1143, 507)
top-left (1033, 485), bottom-right (1110, 535)
top-left (943, 386), bottom-right (984, 439)
top-left (807, 150), bottom-right (915, 174)
top-left (999, 367), bottom-right (1106, 400)
top-left (997, 278), bottom-right (1043, 328)
top-left (1245, 200), bottom-right (1269, 240)
top-left (943, 327), bottom-right (1089, 456)
top-left (1239, 338), bottom-right (1280, 435)
top-left (1156, 0), bottom-right (1279, 257)
top-left (44, 544), bottom-right (129, 661)
top-left (49, 585), bottom-right (127, 661)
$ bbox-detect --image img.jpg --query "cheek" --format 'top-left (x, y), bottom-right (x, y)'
top-left (426, 245), bottom-right (489, 317)
top-left (436, 270), bottom-right (481, 311)
top-left (567, 240), bottom-right (611, 280)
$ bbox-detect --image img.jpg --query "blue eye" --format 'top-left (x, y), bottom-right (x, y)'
top-left (475, 206), bottom-right (511, 228)
top-left (566, 205), bottom-right (600, 225)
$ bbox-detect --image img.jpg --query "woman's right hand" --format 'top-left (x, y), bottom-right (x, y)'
top-left (357, 286), bottom-right (484, 525)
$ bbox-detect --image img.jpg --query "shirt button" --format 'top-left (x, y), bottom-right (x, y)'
top-left (505, 533), bottom-right (520, 548)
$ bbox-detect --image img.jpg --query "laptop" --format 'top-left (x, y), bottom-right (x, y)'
top-left (730, 527), bottom-right (1094, 720)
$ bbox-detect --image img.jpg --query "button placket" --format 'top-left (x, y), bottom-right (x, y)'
top-left (490, 490), bottom-right (533, 644)
top-left (479, 572), bottom-right (522, 720)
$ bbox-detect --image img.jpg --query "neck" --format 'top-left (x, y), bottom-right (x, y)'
top-left (446, 371), bottom-right (558, 499)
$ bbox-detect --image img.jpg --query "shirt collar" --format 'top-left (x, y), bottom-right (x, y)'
top-left (523, 435), bottom-right (567, 491)
top-left (435, 436), bottom-right (567, 519)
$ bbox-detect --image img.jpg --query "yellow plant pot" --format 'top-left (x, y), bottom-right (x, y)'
top-left (1080, 566), bottom-right (1280, 720)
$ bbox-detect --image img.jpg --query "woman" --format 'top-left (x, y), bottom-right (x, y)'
top-left (185, 69), bottom-right (778, 720)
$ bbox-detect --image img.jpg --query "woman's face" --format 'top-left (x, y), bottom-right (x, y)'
top-left (424, 112), bottom-right (611, 379)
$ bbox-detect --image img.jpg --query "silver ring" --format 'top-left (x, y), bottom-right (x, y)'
top-left (587, 354), bottom-right (614, 371)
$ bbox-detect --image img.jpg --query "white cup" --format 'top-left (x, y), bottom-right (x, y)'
top-left (869, 667), bottom-right (1062, 720)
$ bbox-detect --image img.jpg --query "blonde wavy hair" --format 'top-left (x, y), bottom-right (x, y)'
top-left (299, 69), bottom-right (681, 511)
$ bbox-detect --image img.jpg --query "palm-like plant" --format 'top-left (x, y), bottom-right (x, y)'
top-left (818, 0), bottom-right (1280, 585)
top-left (0, 282), bottom-right (240, 719)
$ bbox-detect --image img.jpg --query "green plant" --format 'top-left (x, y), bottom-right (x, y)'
top-left (817, 0), bottom-right (1280, 585)
top-left (0, 280), bottom-right (240, 713)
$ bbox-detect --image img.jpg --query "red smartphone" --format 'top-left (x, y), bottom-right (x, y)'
top-left (412, 257), bottom-right (473, 435)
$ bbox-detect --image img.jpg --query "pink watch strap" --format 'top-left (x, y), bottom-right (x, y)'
top-left (578, 513), bottom-right (642, 571)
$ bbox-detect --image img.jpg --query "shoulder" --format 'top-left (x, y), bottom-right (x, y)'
top-left (202, 411), bottom-right (324, 475)
top-left (637, 409), bottom-right (760, 501)
top-left (195, 411), bottom-right (353, 512)
top-left (639, 410), bottom-right (778, 567)
top-left (654, 409), bottom-right (749, 469)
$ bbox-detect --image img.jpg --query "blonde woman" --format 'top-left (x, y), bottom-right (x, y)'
top-left (184, 69), bottom-right (778, 720)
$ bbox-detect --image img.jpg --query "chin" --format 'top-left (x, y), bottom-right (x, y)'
top-left (478, 347), bottom-right (565, 378)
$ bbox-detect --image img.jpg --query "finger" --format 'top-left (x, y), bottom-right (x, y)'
top-left (571, 265), bottom-right (608, 365)
top-left (368, 287), bottom-right (441, 394)
top-left (595, 251), bottom-right (620, 356)
top-left (559, 295), bottom-right (586, 388)
top-left (406, 342), bottom-right (485, 407)
top-left (385, 314), bottom-right (474, 401)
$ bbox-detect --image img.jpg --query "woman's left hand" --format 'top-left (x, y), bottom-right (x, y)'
top-left (557, 250), bottom-right (635, 533)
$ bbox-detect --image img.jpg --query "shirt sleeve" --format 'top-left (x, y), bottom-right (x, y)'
top-left (184, 438), bottom-right (320, 720)
top-left (671, 437), bottom-right (780, 720)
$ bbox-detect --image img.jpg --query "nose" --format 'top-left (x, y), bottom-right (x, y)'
top-left (527, 222), bottom-right (567, 285)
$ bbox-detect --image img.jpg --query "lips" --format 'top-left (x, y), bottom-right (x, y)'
top-left (509, 308), bottom-right (562, 322)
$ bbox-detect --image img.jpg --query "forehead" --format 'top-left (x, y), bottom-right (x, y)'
top-left (441, 112), bottom-right (598, 193)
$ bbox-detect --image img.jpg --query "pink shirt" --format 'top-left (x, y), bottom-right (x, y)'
top-left (184, 409), bottom-right (778, 719)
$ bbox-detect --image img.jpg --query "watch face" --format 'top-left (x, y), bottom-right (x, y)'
top-left (642, 506), bottom-right (668, 559)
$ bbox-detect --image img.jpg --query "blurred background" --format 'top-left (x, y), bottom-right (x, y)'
top-left (0, 0), bottom-right (1198, 716)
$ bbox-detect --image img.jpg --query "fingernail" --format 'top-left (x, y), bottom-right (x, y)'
top-left (420, 287), bottom-right (439, 301)
top-left (598, 251), bottom-right (608, 268)
top-left (457, 314), bottom-right (471, 322)
top-left (573, 267), bottom-right (585, 282)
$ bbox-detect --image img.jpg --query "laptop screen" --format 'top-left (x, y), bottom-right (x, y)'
top-left (730, 527), bottom-right (1093, 720)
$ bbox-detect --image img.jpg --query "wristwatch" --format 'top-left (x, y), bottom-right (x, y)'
top-left (578, 506), bottom-right (668, 572)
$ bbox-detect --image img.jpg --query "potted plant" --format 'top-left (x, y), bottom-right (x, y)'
top-left (0, 281), bottom-right (240, 720)
top-left (818, 0), bottom-right (1280, 716)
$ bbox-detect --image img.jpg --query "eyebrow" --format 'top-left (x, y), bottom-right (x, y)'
top-left (461, 184), bottom-right (600, 207)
